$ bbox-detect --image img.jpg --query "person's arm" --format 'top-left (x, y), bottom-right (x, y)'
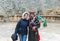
top-left (32, 19), bottom-right (40, 30)
top-left (36, 19), bottom-right (40, 28)
top-left (33, 18), bottom-right (40, 29)
top-left (15, 20), bottom-right (21, 34)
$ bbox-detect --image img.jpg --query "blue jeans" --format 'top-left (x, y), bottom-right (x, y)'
top-left (19, 34), bottom-right (27, 41)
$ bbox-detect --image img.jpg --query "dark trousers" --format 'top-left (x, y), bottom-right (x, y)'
top-left (28, 30), bottom-right (38, 41)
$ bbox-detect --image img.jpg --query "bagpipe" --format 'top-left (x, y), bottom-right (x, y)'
top-left (29, 17), bottom-right (40, 41)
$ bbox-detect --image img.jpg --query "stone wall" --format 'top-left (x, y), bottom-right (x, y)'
top-left (0, 0), bottom-right (60, 22)
top-left (39, 7), bottom-right (60, 22)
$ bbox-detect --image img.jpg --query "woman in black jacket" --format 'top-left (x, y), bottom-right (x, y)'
top-left (15, 12), bottom-right (29, 41)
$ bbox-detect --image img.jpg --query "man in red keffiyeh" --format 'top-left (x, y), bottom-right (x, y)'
top-left (28, 12), bottom-right (40, 41)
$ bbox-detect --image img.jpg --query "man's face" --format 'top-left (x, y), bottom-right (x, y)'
top-left (30, 14), bottom-right (35, 18)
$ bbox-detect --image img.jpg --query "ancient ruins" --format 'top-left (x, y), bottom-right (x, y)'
top-left (0, 0), bottom-right (60, 22)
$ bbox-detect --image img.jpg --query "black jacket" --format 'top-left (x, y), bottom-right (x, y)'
top-left (15, 18), bottom-right (29, 35)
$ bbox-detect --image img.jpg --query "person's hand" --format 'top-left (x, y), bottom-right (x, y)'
top-left (29, 22), bottom-right (32, 24)
top-left (32, 26), bottom-right (36, 31)
top-left (44, 26), bottom-right (47, 28)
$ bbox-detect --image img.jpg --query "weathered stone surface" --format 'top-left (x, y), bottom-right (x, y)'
top-left (0, 0), bottom-right (60, 22)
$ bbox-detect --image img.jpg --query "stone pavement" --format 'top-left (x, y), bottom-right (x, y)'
top-left (0, 22), bottom-right (60, 41)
